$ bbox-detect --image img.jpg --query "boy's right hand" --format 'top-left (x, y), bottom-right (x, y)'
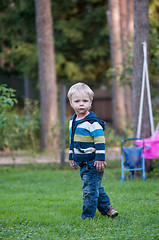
top-left (94, 161), bottom-right (107, 172)
top-left (70, 160), bottom-right (78, 169)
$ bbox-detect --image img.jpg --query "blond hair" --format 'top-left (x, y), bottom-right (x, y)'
top-left (67, 82), bottom-right (94, 101)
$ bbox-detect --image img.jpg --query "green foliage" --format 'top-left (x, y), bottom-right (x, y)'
top-left (105, 37), bottom-right (134, 89)
top-left (0, 0), bottom-right (35, 43)
top-left (53, 1), bottom-right (110, 85)
top-left (105, 123), bottom-right (133, 147)
top-left (0, 0), bottom-right (109, 86)
top-left (0, 100), bottom-right (40, 151)
top-left (0, 167), bottom-right (158, 239)
top-left (1, 42), bottom-right (38, 78)
top-left (0, 1), bottom-right (38, 106)
top-left (105, 125), bottom-right (125, 148)
top-left (106, 3), bottom-right (159, 119)
top-left (0, 0), bottom-right (158, 109)
top-left (0, 84), bottom-right (17, 139)
top-left (149, 4), bottom-right (159, 118)
top-left (0, 84), bottom-right (17, 112)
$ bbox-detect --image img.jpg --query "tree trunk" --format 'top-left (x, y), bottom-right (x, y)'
top-left (20, 0), bottom-right (33, 114)
top-left (119, 0), bottom-right (133, 125)
top-left (34, 0), bottom-right (58, 151)
top-left (108, 0), bottom-right (126, 133)
top-left (24, 77), bottom-right (33, 114)
top-left (133, 0), bottom-right (152, 172)
top-left (133, 0), bottom-right (150, 138)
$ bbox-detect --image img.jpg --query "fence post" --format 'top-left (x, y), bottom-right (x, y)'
top-left (60, 84), bottom-right (66, 167)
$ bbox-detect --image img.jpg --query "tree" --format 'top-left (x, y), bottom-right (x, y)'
top-left (133, 0), bottom-right (150, 138)
top-left (119, 0), bottom-right (133, 123)
top-left (52, 0), bottom-right (110, 86)
top-left (34, 0), bottom-right (58, 151)
top-left (0, 0), bottom-right (158, 132)
top-left (0, 0), bottom-right (110, 101)
top-left (133, 0), bottom-right (152, 172)
top-left (0, 0), bottom-right (37, 106)
top-left (108, 0), bottom-right (126, 133)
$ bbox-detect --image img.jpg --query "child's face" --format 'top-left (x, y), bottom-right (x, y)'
top-left (70, 91), bottom-right (92, 118)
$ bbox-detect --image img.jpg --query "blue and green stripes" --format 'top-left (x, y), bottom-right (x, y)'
top-left (69, 112), bottom-right (106, 162)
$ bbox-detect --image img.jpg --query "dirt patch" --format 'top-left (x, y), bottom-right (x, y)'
top-left (0, 148), bottom-right (121, 165)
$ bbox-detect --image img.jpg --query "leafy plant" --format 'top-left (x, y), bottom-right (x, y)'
top-left (105, 123), bottom-right (132, 147)
top-left (0, 84), bottom-right (17, 113)
top-left (0, 84), bottom-right (17, 148)
top-left (0, 97), bottom-right (40, 151)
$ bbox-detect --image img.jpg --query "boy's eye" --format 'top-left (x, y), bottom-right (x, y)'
top-left (74, 99), bottom-right (89, 103)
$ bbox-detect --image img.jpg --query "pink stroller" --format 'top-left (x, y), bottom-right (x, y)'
top-left (135, 131), bottom-right (159, 159)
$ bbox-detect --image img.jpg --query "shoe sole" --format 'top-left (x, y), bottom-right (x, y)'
top-left (110, 211), bottom-right (118, 218)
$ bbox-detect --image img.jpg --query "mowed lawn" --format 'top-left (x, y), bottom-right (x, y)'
top-left (0, 164), bottom-right (158, 240)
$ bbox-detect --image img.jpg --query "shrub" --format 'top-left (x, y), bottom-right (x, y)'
top-left (0, 84), bottom-right (17, 150)
top-left (0, 99), bottom-right (40, 151)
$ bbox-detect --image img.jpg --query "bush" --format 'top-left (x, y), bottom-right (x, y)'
top-left (0, 84), bottom-right (17, 128)
top-left (0, 100), bottom-right (40, 151)
top-left (0, 84), bottom-right (17, 150)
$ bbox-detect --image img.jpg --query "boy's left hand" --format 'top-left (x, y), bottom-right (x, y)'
top-left (70, 160), bottom-right (78, 169)
top-left (94, 161), bottom-right (107, 172)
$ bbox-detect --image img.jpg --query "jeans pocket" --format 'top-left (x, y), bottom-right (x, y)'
top-left (86, 160), bottom-right (96, 171)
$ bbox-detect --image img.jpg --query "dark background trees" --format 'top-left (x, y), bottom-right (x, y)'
top-left (0, 0), bottom-right (110, 93)
top-left (0, 0), bottom-right (158, 152)
top-left (0, 0), bottom-right (158, 105)
top-left (52, 0), bottom-right (110, 86)
top-left (34, 0), bottom-right (58, 151)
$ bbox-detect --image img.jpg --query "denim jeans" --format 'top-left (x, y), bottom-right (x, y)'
top-left (79, 160), bottom-right (112, 219)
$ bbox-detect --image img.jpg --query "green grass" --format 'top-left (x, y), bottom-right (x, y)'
top-left (0, 164), bottom-right (159, 240)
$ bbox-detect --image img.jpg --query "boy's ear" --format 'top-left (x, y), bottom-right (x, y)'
top-left (69, 99), bottom-right (73, 107)
top-left (89, 101), bottom-right (92, 110)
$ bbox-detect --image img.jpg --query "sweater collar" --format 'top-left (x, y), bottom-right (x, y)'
top-left (72, 111), bottom-right (106, 130)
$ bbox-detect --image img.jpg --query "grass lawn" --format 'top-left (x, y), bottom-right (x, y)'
top-left (0, 163), bottom-right (159, 240)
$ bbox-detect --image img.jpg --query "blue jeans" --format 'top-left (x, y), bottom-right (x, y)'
top-left (79, 160), bottom-right (112, 219)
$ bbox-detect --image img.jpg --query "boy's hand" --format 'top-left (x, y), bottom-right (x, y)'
top-left (70, 160), bottom-right (78, 169)
top-left (94, 161), bottom-right (107, 172)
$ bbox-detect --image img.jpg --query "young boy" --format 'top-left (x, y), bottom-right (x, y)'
top-left (67, 82), bottom-right (118, 219)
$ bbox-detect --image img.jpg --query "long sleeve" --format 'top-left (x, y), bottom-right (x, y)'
top-left (69, 143), bottom-right (73, 160)
top-left (69, 119), bottom-right (73, 160)
top-left (68, 112), bottom-right (106, 163)
top-left (90, 122), bottom-right (105, 161)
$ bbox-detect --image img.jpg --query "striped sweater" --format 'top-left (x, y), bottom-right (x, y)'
top-left (69, 111), bottom-right (106, 163)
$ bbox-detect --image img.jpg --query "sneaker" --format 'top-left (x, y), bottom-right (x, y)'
top-left (106, 209), bottom-right (118, 218)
